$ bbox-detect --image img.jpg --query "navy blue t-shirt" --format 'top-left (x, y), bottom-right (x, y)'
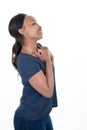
top-left (15, 52), bottom-right (58, 120)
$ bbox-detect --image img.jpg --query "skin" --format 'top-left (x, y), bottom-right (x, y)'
top-left (18, 16), bottom-right (42, 53)
top-left (18, 16), bottom-right (54, 98)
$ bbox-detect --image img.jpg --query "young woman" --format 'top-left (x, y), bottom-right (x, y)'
top-left (8, 13), bottom-right (58, 130)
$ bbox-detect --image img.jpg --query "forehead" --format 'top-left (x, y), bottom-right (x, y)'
top-left (23, 16), bottom-right (36, 25)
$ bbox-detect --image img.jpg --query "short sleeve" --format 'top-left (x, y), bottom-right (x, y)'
top-left (17, 54), bottom-right (41, 82)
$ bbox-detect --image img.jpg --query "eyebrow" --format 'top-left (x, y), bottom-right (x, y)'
top-left (31, 18), bottom-right (36, 21)
top-left (32, 20), bottom-right (36, 22)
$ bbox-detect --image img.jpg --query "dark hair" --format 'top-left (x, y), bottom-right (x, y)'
top-left (8, 13), bottom-right (26, 70)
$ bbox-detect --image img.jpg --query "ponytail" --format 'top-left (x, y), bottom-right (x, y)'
top-left (12, 37), bottom-right (23, 69)
top-left (8, 13), bottom-right (26, 70)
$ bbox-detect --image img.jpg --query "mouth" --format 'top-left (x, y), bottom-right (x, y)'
top-left (38, 30), bottom-right (43, 35)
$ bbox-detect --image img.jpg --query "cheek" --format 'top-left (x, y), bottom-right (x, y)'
top-left (24, 28), bottom-right (41, 39)
top-left (24, 29), bottom-right (34, 37)
top-left (27, 29), bottom-right (37, 36)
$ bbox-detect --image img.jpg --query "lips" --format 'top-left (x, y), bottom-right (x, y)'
top-left (38, 30), bottom-right (43, 35)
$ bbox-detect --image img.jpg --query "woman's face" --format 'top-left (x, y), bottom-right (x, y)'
top-left (20, 16), bottom-right (43, 40)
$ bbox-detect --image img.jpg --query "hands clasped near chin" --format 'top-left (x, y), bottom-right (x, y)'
top-left (34, 47), bottom-right (51, 62)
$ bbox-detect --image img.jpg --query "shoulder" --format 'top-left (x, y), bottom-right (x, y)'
top-left (17, 53), bottom-right (38, 63)
top-left (17, 53), bottom-right (42, 69)
top-left (17, 53), bottom-right (42, 81)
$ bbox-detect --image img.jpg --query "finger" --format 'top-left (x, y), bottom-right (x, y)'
top-left (34, 49), bottom-right (43, 57)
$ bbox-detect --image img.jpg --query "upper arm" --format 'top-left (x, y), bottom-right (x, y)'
top-left (29, 70), bottom-right (52, 98)
top-left (18, 56), bottom-right (52, 97)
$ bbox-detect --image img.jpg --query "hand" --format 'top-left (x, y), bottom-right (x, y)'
top-left (34, 46), bottom-right (51, 63)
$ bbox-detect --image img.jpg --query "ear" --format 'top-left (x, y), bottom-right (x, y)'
top-left (18, 28), bottom-right (24, 35)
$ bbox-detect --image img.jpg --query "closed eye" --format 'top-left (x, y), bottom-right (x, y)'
top-left (32, 22), bottom-right (38, 25)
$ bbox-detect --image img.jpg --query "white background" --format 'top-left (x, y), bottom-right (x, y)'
top-left (0, 0), bottom-right (87, 130)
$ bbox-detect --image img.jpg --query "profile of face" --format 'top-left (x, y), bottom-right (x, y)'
top-left (18, 16), bottom-right (43, 41)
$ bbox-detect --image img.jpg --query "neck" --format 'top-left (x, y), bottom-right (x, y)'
top-left (21, 39), bottom-right (37, 55)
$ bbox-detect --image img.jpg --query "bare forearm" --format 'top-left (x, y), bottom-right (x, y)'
top-left (33, 47), bottom-right (54, 97)
top-left (45, 59), bottom-right (54, 97)
top-left (49, 50), bottom-right (54, 64)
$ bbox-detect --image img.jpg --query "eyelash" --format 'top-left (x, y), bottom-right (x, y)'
top-left (32, 22), bottom-right (37, 25)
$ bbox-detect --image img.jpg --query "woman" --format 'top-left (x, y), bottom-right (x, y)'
top-left (8, 13), bottom-right (58, 130)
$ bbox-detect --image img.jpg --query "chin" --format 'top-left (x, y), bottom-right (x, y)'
top-left (38, 36), bottom-right (43, 40)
